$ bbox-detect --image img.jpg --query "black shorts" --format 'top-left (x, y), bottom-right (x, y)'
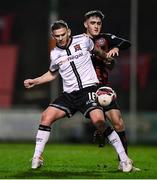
top-left (49, 85), bottom-right (102, 118)
top-left (103, 99), bottom-right (120, 112)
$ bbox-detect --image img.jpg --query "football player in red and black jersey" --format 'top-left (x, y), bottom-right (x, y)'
top-left (84, 10), bottom-right (140, 171)
top-left (24, 20), bottom-right (133, 172)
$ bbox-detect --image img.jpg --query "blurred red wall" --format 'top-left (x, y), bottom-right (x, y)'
top-left (0, 45), bottom-right (18, 108)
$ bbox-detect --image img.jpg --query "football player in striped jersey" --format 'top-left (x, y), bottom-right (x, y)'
top-left (24, 20), bottom-right (132, 172)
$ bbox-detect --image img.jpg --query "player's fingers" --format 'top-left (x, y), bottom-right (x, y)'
top-left (25, 83), bottom-right (34, 89)
top-left (108, 51), bottom-right (118, 58)
top-left (24, 80), bottom-right (33, 88)
top-left (115, 51), bottom-right (119, 56)
top-left (106, 52), bottom-right (113, 58)
top-left (27, 84), bottom-right (34, 88)
top-left (24, 83), bottom-right (30, 88)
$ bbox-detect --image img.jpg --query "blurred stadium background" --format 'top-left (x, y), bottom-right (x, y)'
top-left (0, 0), bottom-right (157, 144)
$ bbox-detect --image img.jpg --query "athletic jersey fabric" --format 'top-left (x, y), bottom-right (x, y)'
top-left (50, 34), bottom-right (99, 93)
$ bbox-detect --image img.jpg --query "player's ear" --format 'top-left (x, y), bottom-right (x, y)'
top-left (68, 29), bottom-right (71, 36)
top-left (84, 21), bottom-right (87, 28)
top-left (51, 32), bottom-right (54, 38)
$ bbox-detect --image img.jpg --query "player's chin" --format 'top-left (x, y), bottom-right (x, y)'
top-left (92, 31), bottom-right (100, 36)
top-left (59, 42), bottom-right (66, 48)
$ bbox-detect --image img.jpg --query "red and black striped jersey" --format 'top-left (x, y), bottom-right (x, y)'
top-left (91, 33), bottom-right (131, 85)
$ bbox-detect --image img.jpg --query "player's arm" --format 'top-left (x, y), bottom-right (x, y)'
top-left (93, 44), bottom-right (116, 66)
top-left (106, 47), bottom-right (119, 58)
top-left (106, 34), bottom-right (131, 58)
top-left (115, 37), bottom-right (131, 50)
top-left (108, 34), bottom-right (131, 50)
top-left (24, 70), bottom-right (58, 89)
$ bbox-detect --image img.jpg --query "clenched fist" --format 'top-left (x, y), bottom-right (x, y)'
top-left (24, 79), bottom-right (36, 89)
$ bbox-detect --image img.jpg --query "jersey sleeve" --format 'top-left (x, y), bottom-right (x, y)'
top-left (49, 51), bottom-right (59, 72)
top-left (85, 36), bottom-right (94, 51)
top-left (106, 33), bottom-right (131, 50)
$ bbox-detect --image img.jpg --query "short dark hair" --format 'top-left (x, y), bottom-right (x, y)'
top-left (84, 10), bottom-right (105, 21)
top-left (51, 20), bottom-right (68, 31)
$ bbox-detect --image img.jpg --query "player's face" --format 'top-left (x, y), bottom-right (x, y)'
top-left (52, 27), bottom-right (71, 48)
top-left (84, 16), bottom-right (102, 37)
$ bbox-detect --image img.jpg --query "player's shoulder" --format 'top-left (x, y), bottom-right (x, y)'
top-left (50, 46), bottom-right (61, 58)
top-left (73, 33), bottom-right (90, 40)
top-left (50, 46), bottom-right (58, 54)
top-left (73, 33), bottom-right (87, 38)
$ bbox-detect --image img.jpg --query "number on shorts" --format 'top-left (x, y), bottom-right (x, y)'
top-left (88, 92), bottom-right (96, 101)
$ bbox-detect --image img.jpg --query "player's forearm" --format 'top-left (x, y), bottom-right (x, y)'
top-left (34, 71), bottom-right (56, 85)
top-left (24, 71), bottom-right (58, 89)
top-left (115, 39), bottom-right (131, 50)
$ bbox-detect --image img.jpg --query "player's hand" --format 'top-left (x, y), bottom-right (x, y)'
top-left (106, 47), bottom-right (119, 58)
top-left (24, 79), bottom-right (36, 89)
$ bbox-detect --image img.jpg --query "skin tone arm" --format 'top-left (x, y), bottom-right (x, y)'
top-left (24, 70), bottom-right (58, 89)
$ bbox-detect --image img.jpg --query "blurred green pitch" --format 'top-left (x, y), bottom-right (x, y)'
top-left (0, 143), bottom-right (156, 179)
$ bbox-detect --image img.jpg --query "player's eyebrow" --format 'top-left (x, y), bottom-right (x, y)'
top-left (55, 32), bottom-right (66, 37)
top-left (90, 20), bottom-right (102, 25)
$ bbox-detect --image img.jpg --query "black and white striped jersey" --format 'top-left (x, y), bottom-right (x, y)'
top-left (49, 34), bottom-right (99, 93)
